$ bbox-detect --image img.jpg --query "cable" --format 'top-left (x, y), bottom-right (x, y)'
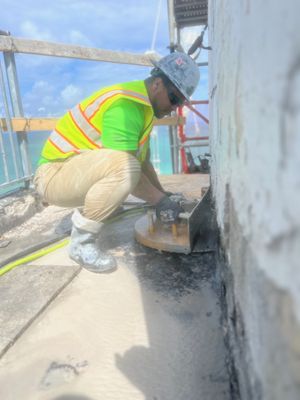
top-left (0, 205), bottom-right (148, 277)
top-left (0, 239), bottom-right (69, 277)
top-left (150, 0), bottom-right (163, 52)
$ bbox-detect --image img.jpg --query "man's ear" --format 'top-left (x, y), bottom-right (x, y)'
top-left (153, 77), bottom-right (165, 95)
top-left (153, 77), bottom-right (162, 90)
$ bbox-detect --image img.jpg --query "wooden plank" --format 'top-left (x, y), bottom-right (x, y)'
top-left (0, 118), bottom-right (57, 132)
top-left (154, 115), bottom-right (186, 126)
top-left (0, 36), bottom-right (156, 66)
top-left (0, 116), bottom-right (185, 132)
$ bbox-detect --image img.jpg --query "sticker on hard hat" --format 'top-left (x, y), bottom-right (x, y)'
top-left (175, 57), bottom-right (186, 66)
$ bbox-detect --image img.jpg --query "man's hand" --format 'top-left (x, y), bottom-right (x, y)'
top-left (155, 196), bottom-right (184, 224)
top-left (164, 191), bottom-right (187, 203)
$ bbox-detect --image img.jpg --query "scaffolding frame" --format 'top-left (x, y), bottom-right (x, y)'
top-left (167, 0), bottom-right (209, 174)
top-left (0, 31), bottom-right (185, 193)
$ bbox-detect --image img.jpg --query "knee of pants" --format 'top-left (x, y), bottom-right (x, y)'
top-left (33, 163), bottom-right (62, 201)
top-left (116, 153), bottom-right (141, 192)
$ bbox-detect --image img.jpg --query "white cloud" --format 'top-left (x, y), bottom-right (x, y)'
top-left (1, 0), bottom-right (208, 117)
top-left (2, 0), bottom-right (169, 51)
top-left (32, 80), bottom-right (49, 90)
top-left (60, 84), bottom-right (82, 107)
top-left (20, 20), bottom-right (54, 41)
top-left (22, 79), bottom-right (57, 117)
top-left (68, 30), bottom-right (94, 47)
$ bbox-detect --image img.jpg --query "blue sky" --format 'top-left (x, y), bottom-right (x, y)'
top-left (1, 0), bottom-right (208, 117)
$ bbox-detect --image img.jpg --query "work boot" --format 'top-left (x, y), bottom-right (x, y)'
top-left (69, 209), bottom-right (117, 273)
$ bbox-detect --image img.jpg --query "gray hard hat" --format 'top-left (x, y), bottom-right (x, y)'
top-left (152, 52), bottom-right (200, 100)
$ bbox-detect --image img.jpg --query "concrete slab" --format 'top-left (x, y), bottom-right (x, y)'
top-left (29, 244), bottom-right (77, 267)
top-left (0, 174), bottom-right (208, 269)
top-left (0, 206), bottom-right (72, 268)
top-left (0, 173), bottom-right (229, 399)
top-left (0, 211), bottom-right (229, 400)
top-left (158, 173), bottom-right (209, 199)
top-left (0, 261), bottom-right (80, 357)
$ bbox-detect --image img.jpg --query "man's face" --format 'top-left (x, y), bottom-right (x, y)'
top-left (151, 78), bottom-right (185, 119)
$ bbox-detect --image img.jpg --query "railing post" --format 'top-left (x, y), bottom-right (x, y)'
top-left (178, 106), bottom-right (189, 173)
top-left (0, 61), bottom-right (20, 180)
top-left (2, 32), bottom-right (31, 187)
top-left (169, 125), bottom-right (180, 174)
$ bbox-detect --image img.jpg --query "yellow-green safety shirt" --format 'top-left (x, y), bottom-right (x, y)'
top-left (38, 80), bottom-right (154, 165)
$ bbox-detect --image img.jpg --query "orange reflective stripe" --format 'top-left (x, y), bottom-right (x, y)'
top-left (49, 128), bottom-right (80, 153)
top-left (41, 81), bottom-right (153, 162)
top-left (136, 142), bottom-right (148, 160)
top-left (136, 114), bottom-right (153, 161)
top-left (79, 104), bottom-right (102, 135)
top-left (48, 138), bottom-right (70, 154)
top-left (138, 116), bottom-right (153, 145)
top-left (85, 89), bottom-right (151, 120)
top-left (136, 136), bottom-right (150, 159)
top-left (87, 93), bottom-right (117, 121)
top-left (139, 136), bottom-right (149, 146)
top-left (69, 108), bottom-right (101, 148)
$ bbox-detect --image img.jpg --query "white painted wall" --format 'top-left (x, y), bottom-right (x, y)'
top-left (209, 0), bottom-right (300, 398)
top-left (209, 0), bottom-right (300, 317)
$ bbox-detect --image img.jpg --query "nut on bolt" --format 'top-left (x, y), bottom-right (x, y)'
top-left (147, 210), bottom-right (155, 234)
top-left (172, 223), bottom-right (177, 238)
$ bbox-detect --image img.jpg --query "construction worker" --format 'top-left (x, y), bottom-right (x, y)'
top-left (34, 52), bottom-right (200, 273)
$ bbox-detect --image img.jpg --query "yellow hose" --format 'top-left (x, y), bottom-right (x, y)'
top-left (0, 239), bottom-right (69, 277)
top-left (0, 206), bottom-right (146, 278)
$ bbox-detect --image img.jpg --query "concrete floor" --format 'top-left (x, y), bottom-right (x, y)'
top-left (0, 175), bottom-right (230, 400)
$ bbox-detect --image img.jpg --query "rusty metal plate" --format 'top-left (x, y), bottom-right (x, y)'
top-left (134, 188), bottom-right (213, 254)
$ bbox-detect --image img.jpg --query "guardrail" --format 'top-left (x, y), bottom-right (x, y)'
top-left (0, 33), bottom-right (185, 194)
top-left (178, 100), bottom-right (209, 174)
top-left (0, 116), bottom-right (185, 132)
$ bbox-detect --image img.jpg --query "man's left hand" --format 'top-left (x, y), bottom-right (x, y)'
top-left (155, 196), bottom-right (184, 224)
top-left (164, 191), bottom-right (187, 203)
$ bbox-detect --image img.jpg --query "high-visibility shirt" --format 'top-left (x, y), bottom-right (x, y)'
top-left (39, 80), bottom-right (154, 165)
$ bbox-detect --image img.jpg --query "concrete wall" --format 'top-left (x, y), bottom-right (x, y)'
top-left (0, 190), bottom-right (43, 235)
top-left (208, 1), bottom-right (300, 399)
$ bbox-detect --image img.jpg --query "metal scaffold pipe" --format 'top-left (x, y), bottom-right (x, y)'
top-left (167, 0), bottom-right (176, 52)
top-left (0, 61), bottom-right (20, 180)
top-left (3, 47), bottom-right (32, 184)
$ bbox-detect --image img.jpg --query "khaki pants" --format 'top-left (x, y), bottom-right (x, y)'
top-left (34, 149), bottom-right (141, 222)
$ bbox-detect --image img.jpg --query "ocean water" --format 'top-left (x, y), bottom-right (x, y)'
top-left (0, 121), bottom-right (208, 195)
top-left (0, 131), bottom-right (48, 194)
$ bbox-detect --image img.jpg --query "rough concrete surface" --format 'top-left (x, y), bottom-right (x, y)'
top-left (0, 189), bottom-right (43, 235)
top-left (0, 174), bottom-right (231, 400)
top-left (0, 174), bottom-right (207, 266)
top-left (0, 214), bottom-right (230, 400)
top-left (0, 261), bottom-right (80, 357)
top-left (218, 202), bottom-right (300, 400)
top-left (209, 0), bottom-right (300, 398)
top-left (0, 205), bottom-right (72, 267)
